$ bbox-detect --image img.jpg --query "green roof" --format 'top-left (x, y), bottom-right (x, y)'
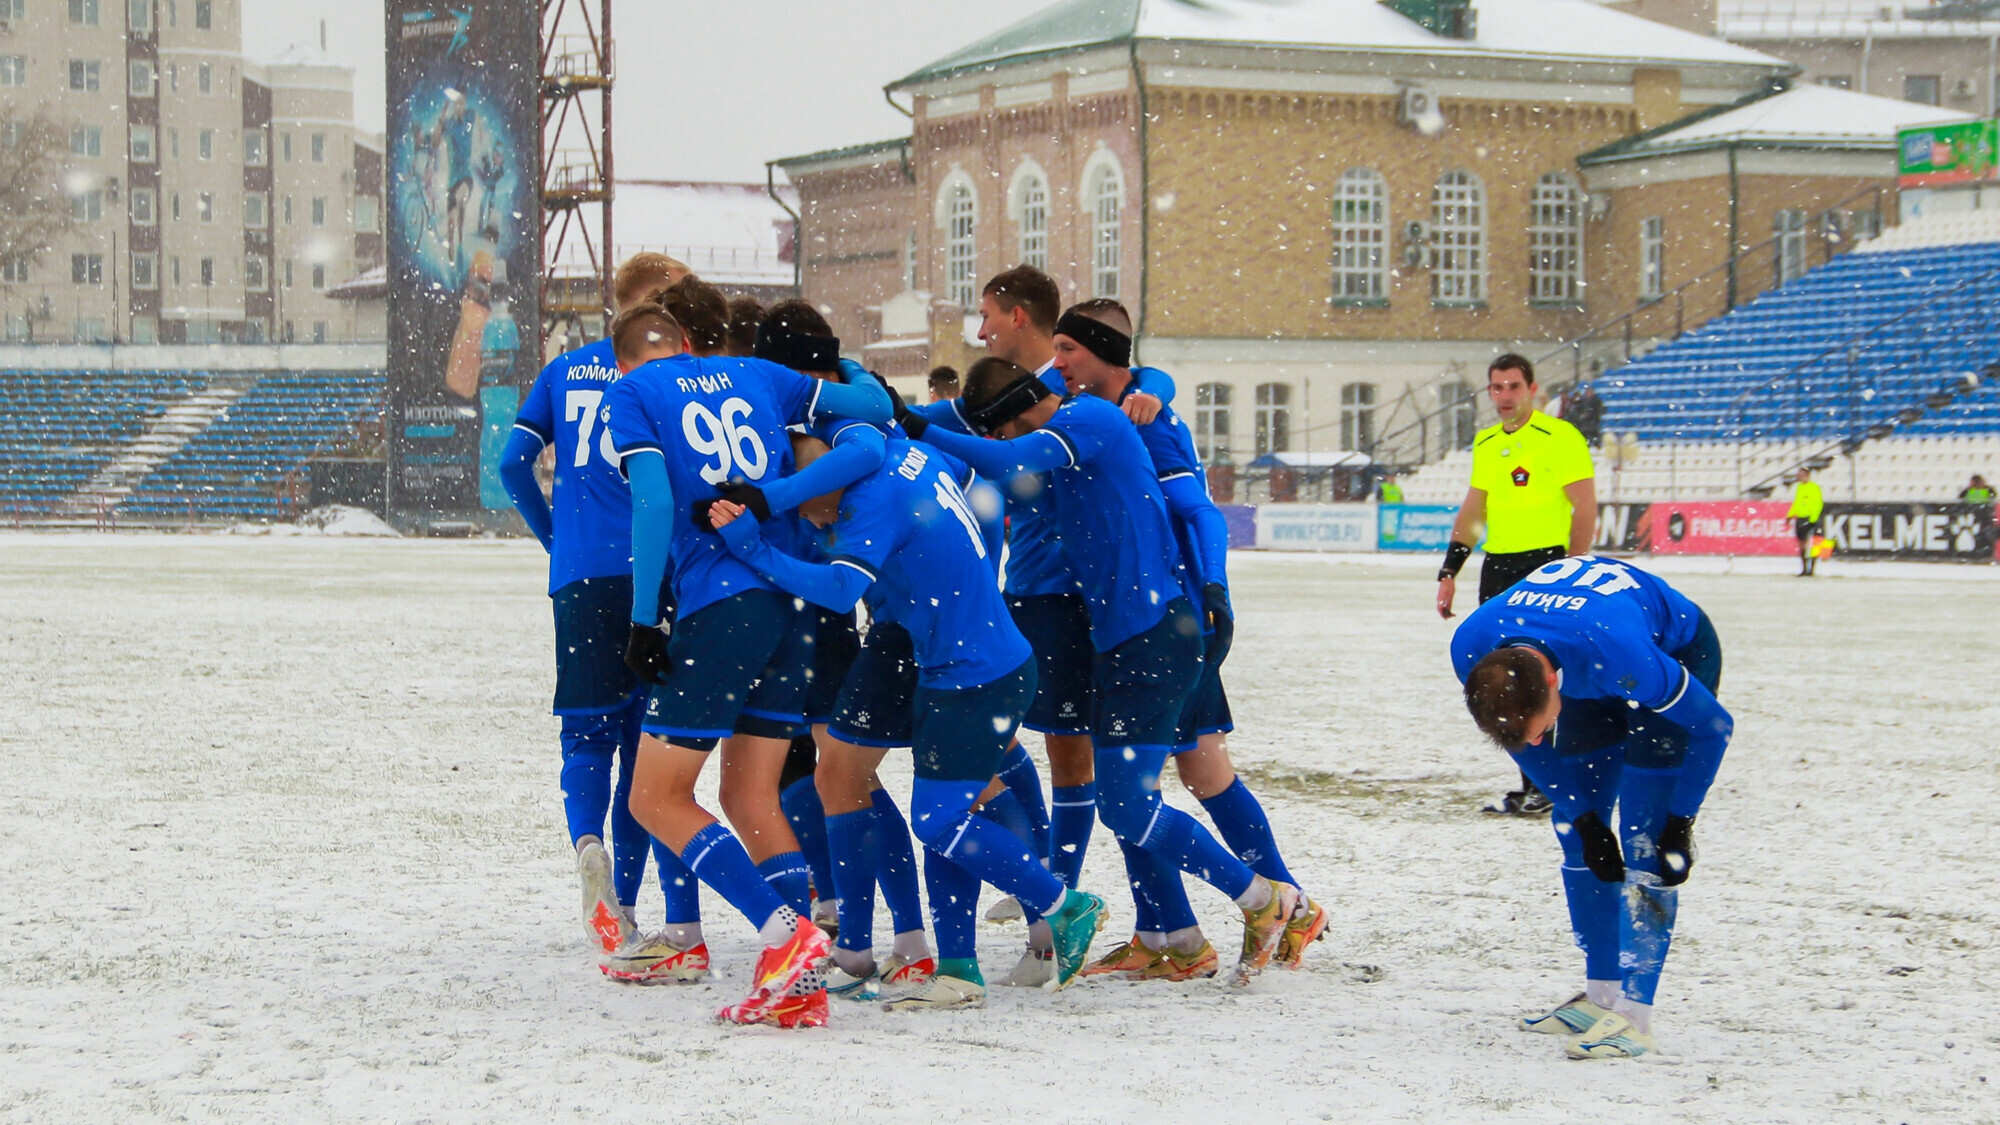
top-left (893, 0), bottom-right (1142, 87)
top-left (772, 138), bottom-right (909, 170)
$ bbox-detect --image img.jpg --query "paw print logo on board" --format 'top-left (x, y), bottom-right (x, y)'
top-left (1949, 512), bottom-right (1980, 552)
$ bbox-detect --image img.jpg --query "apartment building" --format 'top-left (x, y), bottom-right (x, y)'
top-left (0, 0), bottom-right (382, 345)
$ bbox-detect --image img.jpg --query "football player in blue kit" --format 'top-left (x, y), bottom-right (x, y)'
top-left (704, 432), bottom-right (1110, 1009)
top-left (600, 302), bottom-right (893, 1029)
top-left (903, 266), bottom-right (1173, 986)
top-left (900, 357), bottom-right (1302, 985)
top-left (1453, 555), bottom-right (1732, 1058)
top-left (497, 252), bottom-right (705, 974)
top-left (1049, 300), bottom-right (1329, 981)
top-left (740, 301), bottom-right (937, 996)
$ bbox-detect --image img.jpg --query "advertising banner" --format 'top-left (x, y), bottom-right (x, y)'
top-left (1647, 500), bottom-right (1795, 556)
top-left (1823, 502), bottom-right (1996, 562)
top-left (1898, 120), bottom-right (1999, 188)
top-left (1256, 504), bottom-right (1378, 552)
top-left (1376, 504), bottom-right (1457, 552)
top-left (385, 1), bottom-right (541, 517)
top-left (1594, 502), bottom-right (1653, 553)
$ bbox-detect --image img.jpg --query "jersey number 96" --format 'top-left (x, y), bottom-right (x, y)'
top-left (682, 398), bottom-right (770, 485)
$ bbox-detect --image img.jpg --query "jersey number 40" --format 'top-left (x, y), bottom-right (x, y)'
top-left (1525, 556), bottom-right (1640, 596)
top-left (682, 397), bottom-right (771, 485)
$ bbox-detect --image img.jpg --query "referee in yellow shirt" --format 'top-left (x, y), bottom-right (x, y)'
top-left (1436, 354), bottom-right (1597, 816)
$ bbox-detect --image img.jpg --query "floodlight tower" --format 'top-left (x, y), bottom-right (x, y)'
top-left (540, 0), bottom-right (613, 347)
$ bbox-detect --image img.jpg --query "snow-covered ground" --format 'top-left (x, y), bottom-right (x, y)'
top-left (2, 537), bottom-right (1994, 1123)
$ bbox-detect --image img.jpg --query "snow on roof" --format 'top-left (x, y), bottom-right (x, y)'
top-left (327, 265), bottom-right (385, 300)
top-left (263, 43), bottom-right (353, 71)
top-left (1589, 83), bottom-right (1977, 159)
top-left (1721, 0), bottom-right (2000, 39)
top-left (897, 0), bottom-right (1786, 87)
top-left (608, 181), bottom-right (798, 288)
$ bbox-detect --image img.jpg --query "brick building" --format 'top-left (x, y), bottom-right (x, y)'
top-left (776, 0), bottom-right (1946, 465)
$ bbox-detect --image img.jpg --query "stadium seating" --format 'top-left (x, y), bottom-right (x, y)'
top-left (0, 370), bottom-right (208, 515)
top-left (121, 372), bottom-right (385, 522)
top-left (1593, 242), bottom-right (2000, 446)
top-left (1395, 435), bottom-right (2000, 506)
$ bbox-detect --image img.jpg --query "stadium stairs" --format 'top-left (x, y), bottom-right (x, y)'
top-left (1, 370), bottom-right (209, 525)
top-left (0, 369), bottom-right (384, 527)
top-left (120, 372), bottom-right (386, 524)
top-left (64, 379), bottom-right (252, 517)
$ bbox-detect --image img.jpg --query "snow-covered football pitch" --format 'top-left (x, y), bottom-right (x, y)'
top-left (2, 535), bottom-right (1994, 1123)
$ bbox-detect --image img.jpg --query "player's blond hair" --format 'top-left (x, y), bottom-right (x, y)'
top-left (613, 253), bottom-right (690, 313)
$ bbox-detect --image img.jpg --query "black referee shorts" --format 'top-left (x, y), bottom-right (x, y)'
top-left (1476, 545), bottom-right (1570, 604)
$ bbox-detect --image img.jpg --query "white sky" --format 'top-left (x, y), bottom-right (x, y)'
top-left (242, 0), bottom-right (1051, 183)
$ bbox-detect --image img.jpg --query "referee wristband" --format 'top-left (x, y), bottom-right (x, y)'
top-left (1438, 541), bottom-right (1473, 581)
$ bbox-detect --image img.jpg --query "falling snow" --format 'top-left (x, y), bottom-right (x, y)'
top-left (1, 537), bottom-right (1995, 1121)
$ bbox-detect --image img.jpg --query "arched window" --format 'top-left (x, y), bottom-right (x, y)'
top-left (1195, 382), bottom-right (1232, 463)
top-left (1015, 171), bottom-right (1048, 272)
top-left (1431, 171), bottom-right (1485, 305)
top-left (1529, 172), bottom-right (1584, 306)
top-left (1332, 168), bottom-right (1388, 302)
top-left (938, 178), bottom-right (977, 309)
top-left (1255, 382), bottom-right (1291, 457)
top-left (1085, 158), bottom-right (1123, 299)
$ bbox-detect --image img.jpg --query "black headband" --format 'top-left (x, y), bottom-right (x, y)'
top-left (965, 374), bottom-right (1053, 435)
top-left (1053, 311), bottom-right (1132, 368)
top-left (753, 325), bottom-right (842, 372)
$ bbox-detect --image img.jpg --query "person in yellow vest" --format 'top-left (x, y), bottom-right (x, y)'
top-left (1379, 474), bottom-right (1404, 504)
top-left (1788, 467), bottom-right (1825, 577)
top-left (1437, 354), bottom-right (1597, 816)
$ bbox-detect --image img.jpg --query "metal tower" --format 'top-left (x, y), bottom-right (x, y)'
top-left (540, 0), bottom-right (613, 347)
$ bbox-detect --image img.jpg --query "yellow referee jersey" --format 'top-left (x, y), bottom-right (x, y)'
top-left (1469, 411), bottom-right (1594, 554)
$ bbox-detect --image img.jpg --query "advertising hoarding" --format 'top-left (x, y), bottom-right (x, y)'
top-left (1823, 503), bottom-right (1996, 561)
top-left (1256, 504), bottom-right (1378, 552)
top-left (1898, 120), bottom-right (1999, 189)
top-left (385, 1), bottom-right (541, 517)
top-left (1376, 504), bottom-right (1458, 551)
top-left (1646, 501), bottom-right (1796, 556)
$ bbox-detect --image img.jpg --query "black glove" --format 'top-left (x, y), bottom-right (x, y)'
top-left (887, 383), bottom-right (928, 440)
top-left (1656, 814), bottom-right (1697, 887)
top-left (718, 482), bottom-right (771, 521)
top-left (692, 497), bottom-right (722, 533)
top-left (1571, 810), bottom-right (1625, 883)
top-left (1202, 582), bottom-right (1234, 651)
top-left (625, 622), bottom-right (670, 684)
top-left (692, 484), bottom-right (770, 533)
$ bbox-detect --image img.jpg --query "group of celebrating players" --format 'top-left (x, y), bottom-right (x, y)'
top-left (501, 252), bottom-right (1735, 1058)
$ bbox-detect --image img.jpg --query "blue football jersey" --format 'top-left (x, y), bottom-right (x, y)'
top-left (919, 364), bottom-right (1080, 599)
top-left (821, 441), bottom-right (1029, 689)
top-left (1450, 556), bottom-right (1707, 707)
top-left (1038, 393), bottom-right (1193, 651)
top-left (603, 354), bottom-right (821, 618)
top-left (513, 338), bottom-right (633, 595)
top-left (1119, 385), bottom-right (1227, 591)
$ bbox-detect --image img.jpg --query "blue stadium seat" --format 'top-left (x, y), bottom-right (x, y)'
top-left (1597, 243), bottom-right (2000, 444)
